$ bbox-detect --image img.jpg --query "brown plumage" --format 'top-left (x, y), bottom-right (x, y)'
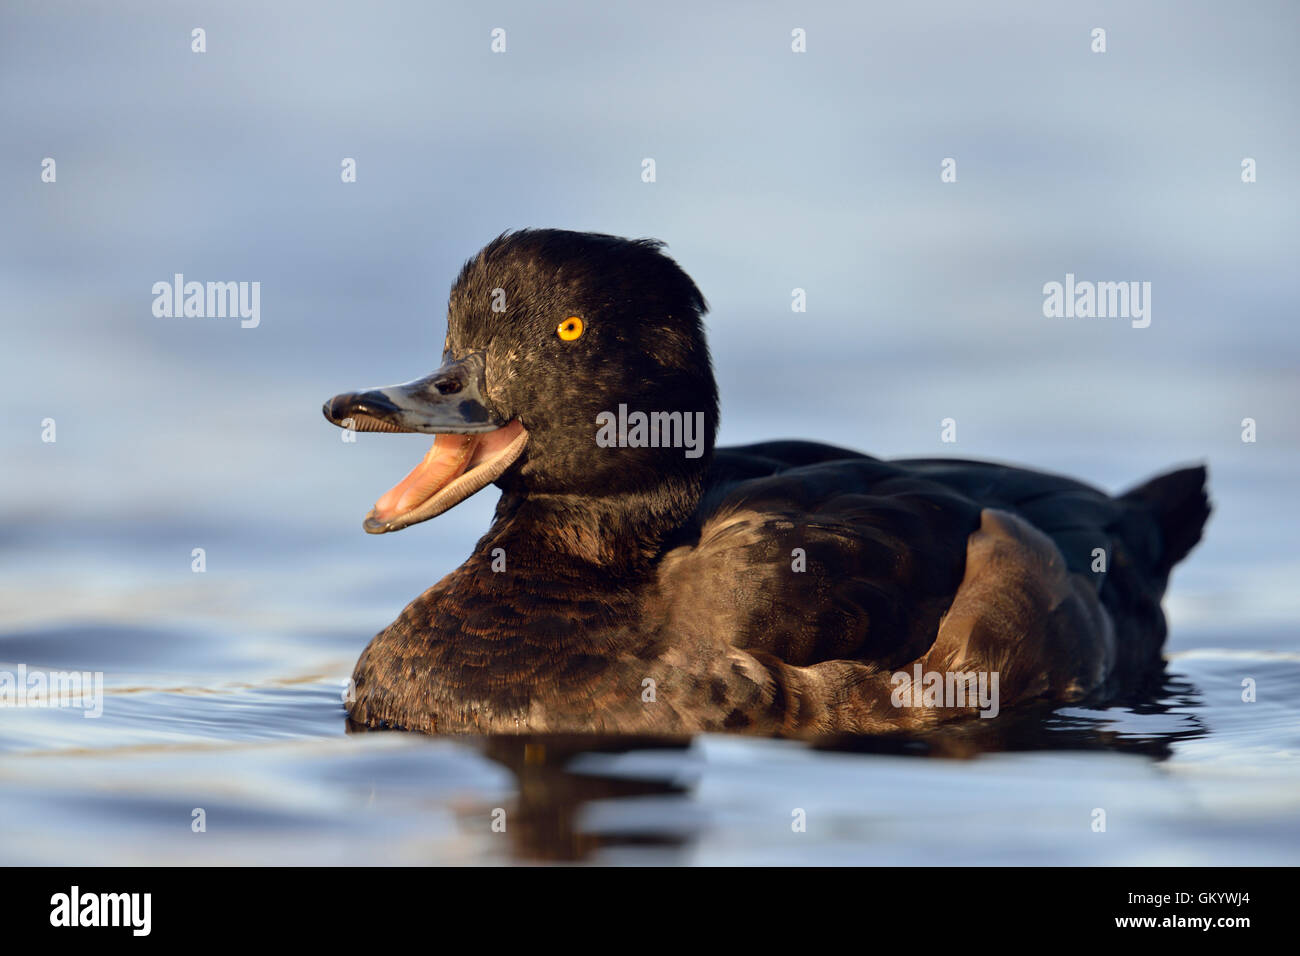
top-left (326, 230), bottom-right (1210, 738)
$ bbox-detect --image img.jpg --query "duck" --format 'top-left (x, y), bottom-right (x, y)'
top-left (323, 229), bottom-right (1210, 737)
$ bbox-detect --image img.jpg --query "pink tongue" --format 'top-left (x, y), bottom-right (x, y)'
top-left (472, 419), bottom-right (527, 459)
top-left (372, 433), bottom-right (479, 521)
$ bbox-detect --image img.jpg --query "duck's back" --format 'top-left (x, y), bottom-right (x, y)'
top-left (657, 440), bottom-right (1209, 719)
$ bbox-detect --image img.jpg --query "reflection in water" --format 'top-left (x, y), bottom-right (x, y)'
top-left (818, 672), bottom-right (1206, 761)
top-left (346, 670), bottom-right (1207, 862)
top-left (346, 720), bottom-right (695, 862)
top-left (479, 735), bottom-right (694, 862)
top-left (1, 653), bottom-right (1292, 865)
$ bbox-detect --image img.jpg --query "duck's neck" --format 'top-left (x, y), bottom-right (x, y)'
top-left (408, 484), bottom-right (696, 668)
top-left (480, 478), bottom-right (700, 577)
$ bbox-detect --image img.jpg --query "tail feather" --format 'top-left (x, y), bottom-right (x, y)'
top-left (1120, 464), bottom-right (1211, 578)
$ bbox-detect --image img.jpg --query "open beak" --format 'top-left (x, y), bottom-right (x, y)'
top-left (322, 351), bottom-right (528, 534)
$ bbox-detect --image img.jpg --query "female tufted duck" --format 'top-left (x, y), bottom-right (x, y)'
top-left (323, 229), bottom-right (1209, 737)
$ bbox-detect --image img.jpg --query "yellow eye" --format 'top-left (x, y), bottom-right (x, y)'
top-left (557, 316), bottom-right (584, 341)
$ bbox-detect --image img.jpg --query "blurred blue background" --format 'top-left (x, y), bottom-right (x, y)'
top-left (4, 0), bottom-right (1297, 636)
top-left (1, 1), bottom-right (1297, 864)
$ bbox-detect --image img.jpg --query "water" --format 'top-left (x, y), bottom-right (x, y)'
top-left (2, 528), bottom-right (1297, 864)
top-left (2, 1), bottom-right (1298, 865)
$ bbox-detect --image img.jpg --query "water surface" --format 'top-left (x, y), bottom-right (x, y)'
top-left (2, 552), bottom-right (1296, 864)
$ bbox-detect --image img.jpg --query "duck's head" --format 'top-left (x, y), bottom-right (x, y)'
top-left (323, 229), bottom-right (719, 534)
